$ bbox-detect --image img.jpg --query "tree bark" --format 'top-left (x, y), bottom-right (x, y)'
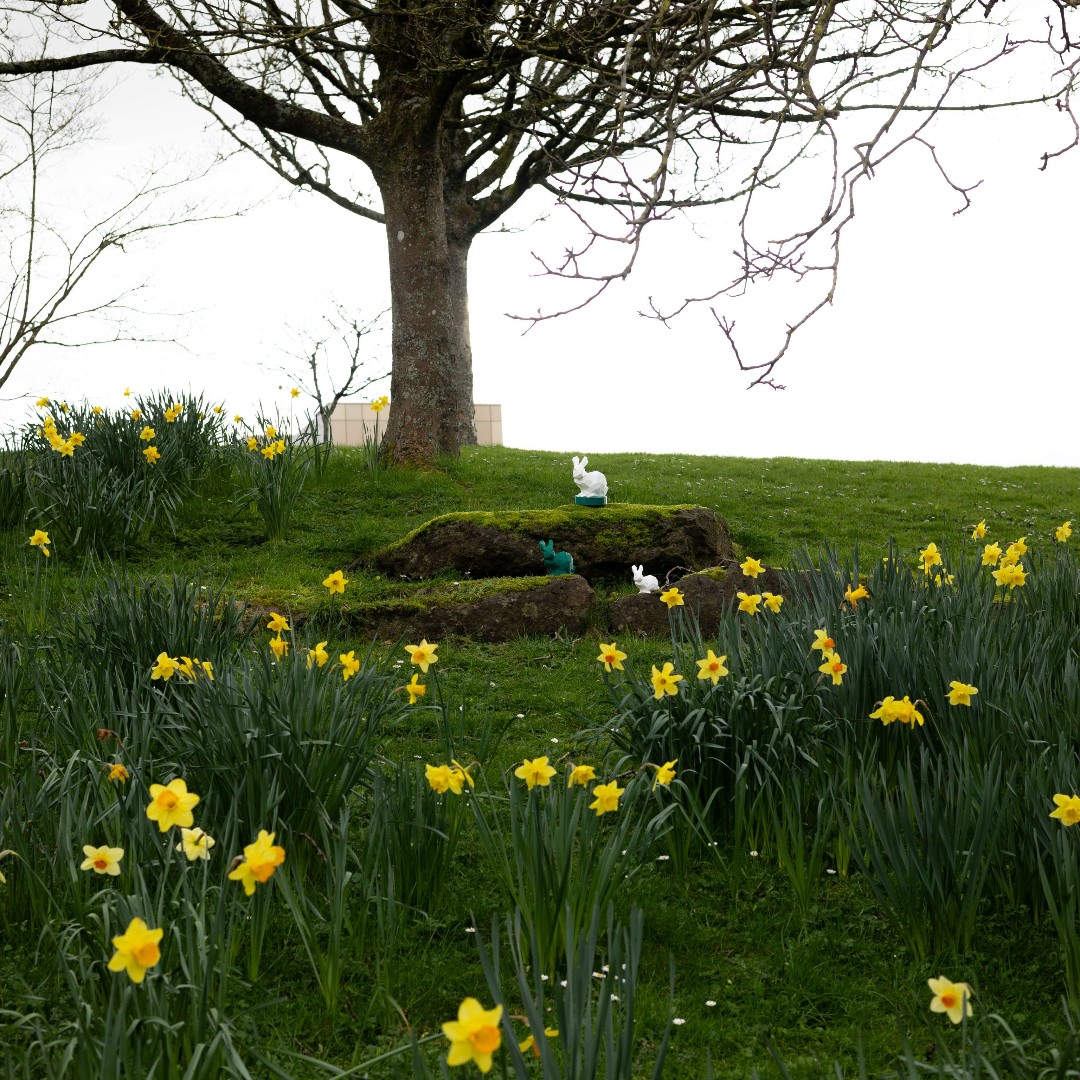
top-left (376, 148), bottom-right (476, 467)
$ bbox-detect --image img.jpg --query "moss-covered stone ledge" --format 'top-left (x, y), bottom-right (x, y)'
top-left (373, 504), bottom-right (734, 582)
top-left (610, 564), bottom-right (790, 635)
top-left (339, 574), bottom-right (597, 643)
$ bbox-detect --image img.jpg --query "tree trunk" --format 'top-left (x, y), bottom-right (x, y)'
top-left (377, 148), bottom-right (476, 467)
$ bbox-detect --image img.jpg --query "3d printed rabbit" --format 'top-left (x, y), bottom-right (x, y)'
top-left (538, 539), bottom-right (575, 576)
top-left (631, 564), bottom-right (660, 594)
top-left (571, 455), bottom-right (607, 499)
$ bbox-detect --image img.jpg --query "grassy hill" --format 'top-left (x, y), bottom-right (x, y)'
top-left (2, 429), bottom-right (1079, 1077)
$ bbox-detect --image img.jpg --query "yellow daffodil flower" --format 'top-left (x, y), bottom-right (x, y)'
top-left (29, 529), bottom-right (51, 557)
top-left (659, 586), bottom-right (684, 609)
top-left (449, 760), bottom-right (474, 792)
top-left (145, 778), bottom-right (200, 832)
top-left (515, 756), bottom-right (557, 789)
top-left (108, 917), bottom-right (163, 984)
top-left (596, 642), bottom-right (627, 672)
top-left (266, 612), bottom-right (290, 633)
top-left (290, 387), bottom-right (300, 398)
top-left (307, 641), bottom-right (329, 669)
top-left (405, 639), bottom-right (439, 673)
top-left (150, 652), bottom-right (181, 681)
top-left (130, 408), bottom-right (142, 420)
top-left (264, 424), bottom-right (277, 438)
top-left (80, 844), bottom-right (124, 876)
top-left (652, 759), bottom-right (677, 789)
top-left (844, 583), bottom-right (869, 608)
top-left (269, 635), bottom-right (289, 659)
top-left (176, 827), bottom-right (215, 861)
top-left (424, 762), bottom-right (471, 796)
top-left (246, 436), bottom-right (259, 451)
top-left (427, 762), bottom-right (474, 795)
top-left (971, 520), bottom-right (987, 540)
top-left (588, 780), bottom-right (624, 816)
top-left (426, 764), bottom-right (453, 793)
top-left (651, 662), bottom-right (683, 699)
top-left (918, 542), bottom-right (943, 572)
top-left (519, 1028), bottom-right (559, 1058)
top-left (35, 397), bottom-right (49, 407)
top-left (1056, 521), bottom-right (1072, 542)
top-left (946, 681), bottom-right (978, 706)
top-left (123, 388), bottom-right (131, 397)
top-left (442, 997), bottom-right (502, 1073)
top-left (213, 405), bottom-right (223, 414)
top-left (762, 591), bottom-right (784, 613)
top-left (818, 651), bottom-right (847, 686)
top-left (1050, 794), bottom-right (1080, 826)
top-left (981, 542), bottom-right (1002, 566)
top-left (406, 673), bottom-right (426, 703)
top-left (106, 763), bottom-right (129, 783)
top-left (740, 556), bottom-right (765, 578)
top-left (928, 977), bottom-right (973, 1025)
top-left (992, 563), bottom-right (1026, 589)
top-left (567, 764), bottom-right (596, 787)
top-left (322, 569), bottom-right (348, 594)
top-left (870, 696), bottom-right (900, 725)
top-left (811, 629), bottom-right (835, 653)
top-left (340, 650), bottom-right (360, 680)
top-left (177, 656), bottom-right (211, 680)
top-left (695, 650), bottom-right (728, 684)
top-left (139, 426), bottom-right (155, 441)
top-left (891, 695), bottom-right (925, 726)
top-left (143, 445), bottom-right (161, 465)
top-left (228, 830), bottom-right (285, 896)
top-left (736, 591), bottom-right (762, 615)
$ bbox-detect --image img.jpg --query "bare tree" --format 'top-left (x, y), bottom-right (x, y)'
top-left (0, 2), bottom-right (1075, 463)
top-left (0, 56), bottom-right (225, 396)
top-left (282, 302), bottom-right (388, 443)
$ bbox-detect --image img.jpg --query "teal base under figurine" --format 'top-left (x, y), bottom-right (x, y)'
top-left (575, 496), bottom-right (607, 507)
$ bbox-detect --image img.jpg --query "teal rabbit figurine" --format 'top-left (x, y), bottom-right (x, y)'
top-left (538, 539), bottom-right (574, 576)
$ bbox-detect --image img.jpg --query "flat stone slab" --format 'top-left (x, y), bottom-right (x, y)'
top-left (374, 504), bottom-right (734, 582)
top-left (348, 574), bottom-right (596, 643)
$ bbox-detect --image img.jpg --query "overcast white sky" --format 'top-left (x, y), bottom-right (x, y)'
top-left (2, 11), bottom-right (1078, 469)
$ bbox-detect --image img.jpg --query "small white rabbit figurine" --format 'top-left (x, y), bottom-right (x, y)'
top-left (631, 565), bottom-right (659, 594)
top-left (572, 455), bottom-right (608, 499)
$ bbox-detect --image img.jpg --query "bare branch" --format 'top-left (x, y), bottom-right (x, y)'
top-left (0, 61), bottom-right (233, 392)
top-left (279, 302), bottom-right (389, 441)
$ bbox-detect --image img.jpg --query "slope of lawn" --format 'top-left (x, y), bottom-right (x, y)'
top-left (2, 410), bottom-right (1080, 1078)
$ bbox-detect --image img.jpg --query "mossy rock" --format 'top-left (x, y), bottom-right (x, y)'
top-left (373, 504), bottom-right (733, 582)
top-left (343, 574), bottom-right (596, 643)
top-left (610, 564), bottom-right (790, 636)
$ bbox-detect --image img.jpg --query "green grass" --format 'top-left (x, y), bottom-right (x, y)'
top-left (2, 442), bottom-right (1079, 1078)
top-left (7, 446), bottom-right (1072, 611)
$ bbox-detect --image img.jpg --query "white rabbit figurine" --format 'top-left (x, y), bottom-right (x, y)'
top-left (631, 565), bottom-right (659, 594)
top-left (572, 455), bottom-right (608, 499)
